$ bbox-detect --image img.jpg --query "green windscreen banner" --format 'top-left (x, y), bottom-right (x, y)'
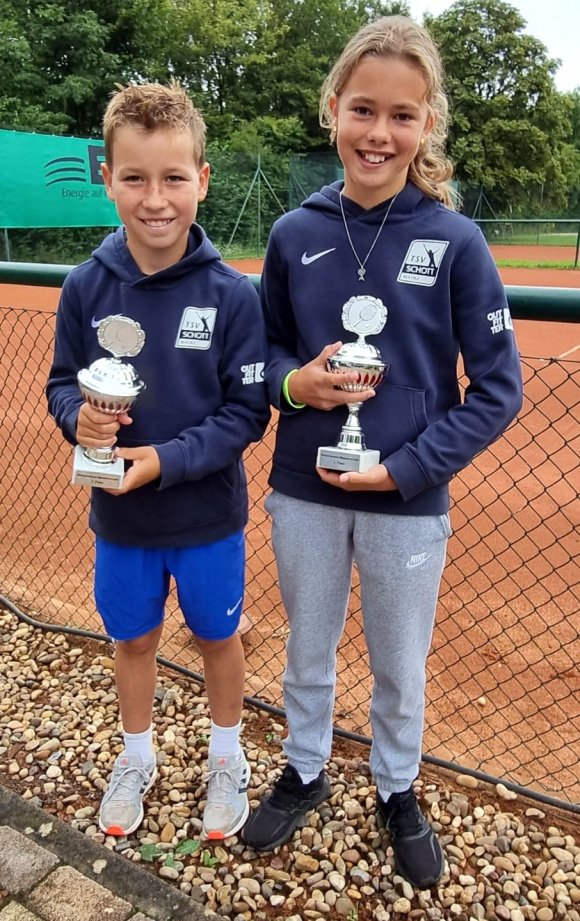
top-left (0, 129), bottom-right (121, 228)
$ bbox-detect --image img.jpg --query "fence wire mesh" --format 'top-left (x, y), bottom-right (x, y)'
top-left (0, 305), bottom-right (578, 806)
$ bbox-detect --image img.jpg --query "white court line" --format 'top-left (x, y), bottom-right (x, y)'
top-left (558, 344), bottom-right (580, 359)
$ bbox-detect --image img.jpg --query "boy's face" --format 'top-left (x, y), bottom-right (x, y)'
top-left (102, 125), bottom-right (209, 274)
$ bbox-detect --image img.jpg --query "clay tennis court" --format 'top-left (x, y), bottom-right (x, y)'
top-left (0, 248), bottom-right (578, 802)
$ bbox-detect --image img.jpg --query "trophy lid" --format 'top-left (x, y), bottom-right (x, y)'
top-left (342, 295), bottom-right (387, 339)
top-left (78, 358), bottom-right (145, 399)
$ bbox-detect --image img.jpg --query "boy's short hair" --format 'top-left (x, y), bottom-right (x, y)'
top-left (103, 80), bottom-right (207, 167)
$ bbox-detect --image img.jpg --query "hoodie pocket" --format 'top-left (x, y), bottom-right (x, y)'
top-left (366, 381), bottom-right (429, 455)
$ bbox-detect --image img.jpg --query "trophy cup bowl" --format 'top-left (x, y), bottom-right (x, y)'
top-left (72, 357), bottom-right (146, 488)
top-left (77, 357), bottom-right (145, 416)
top-left (316, 339), bottom-right (389, 473)
top-left (327, 340), bottom-right (386, 391)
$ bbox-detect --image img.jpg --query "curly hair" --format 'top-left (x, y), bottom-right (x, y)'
top-left (320, 16), bottom-right (455, 208)
top-left (103, 80), bottom-right (206, 168)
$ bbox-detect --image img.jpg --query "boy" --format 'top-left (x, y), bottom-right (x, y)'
top-left (47, 82), bottom-right (270, 840)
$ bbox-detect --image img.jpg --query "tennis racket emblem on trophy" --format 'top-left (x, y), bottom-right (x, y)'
top-left (316, 295), bottom-right (388, 473)
top-left (72, 315), bottom-right (146, 488)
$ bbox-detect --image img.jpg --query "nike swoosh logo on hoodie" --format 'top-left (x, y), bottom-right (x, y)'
top-left (301, 248), bottom-right (336, 265)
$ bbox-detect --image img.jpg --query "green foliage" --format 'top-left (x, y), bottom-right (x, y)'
top-left (4, 228), bottom-right (114, 264)
top-left (426, 0), bottom-right (578, 215)
top-left (138, 837), bottom-right (201, 864)
top-left (199, 145), bottom-right (288, 254)
top-left (201, 849), bottom-right (219, 868)
top-left (0, 0), bottom-right (577, 257)
top-left (139, 843), bottom-right (163, 862)
top-left (175, 839), bottom-right (201, 856)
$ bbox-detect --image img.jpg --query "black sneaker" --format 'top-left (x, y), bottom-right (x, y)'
top-left (242, 764), bottom-right (330, 851)
top-left (377, 788), bottom-right (444, 889)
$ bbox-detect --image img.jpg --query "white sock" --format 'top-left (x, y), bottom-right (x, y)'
top-left (298, 770), bottom-right (320, 785)
top-left (123, 726), bottom-right (155, 766)
top-left (209, 720), bottom-right (242, 757)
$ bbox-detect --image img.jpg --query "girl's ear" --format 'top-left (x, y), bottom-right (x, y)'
top-left (423, 111), bottom-right (437, 138)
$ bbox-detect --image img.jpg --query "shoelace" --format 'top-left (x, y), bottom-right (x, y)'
top-left (388, 792), bottom-right (426, 837)
top-left (107, 763), bottom-right (152, 804)
top-left (206, 763), bottom-right (239, 804)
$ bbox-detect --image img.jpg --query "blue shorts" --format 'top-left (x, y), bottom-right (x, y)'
top-left (94, 531), bottom-right (245, 642)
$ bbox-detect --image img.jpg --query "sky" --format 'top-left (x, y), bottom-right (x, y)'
top-left (408, 0), bottom-right (580, 92)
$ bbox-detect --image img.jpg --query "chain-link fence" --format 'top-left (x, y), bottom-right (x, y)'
top-left (4, 152), bottom-right (580, 266)
top-left (0, 304), bottom-right (578, 808)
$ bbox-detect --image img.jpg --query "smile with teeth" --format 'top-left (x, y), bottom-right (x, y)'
top-left (142, 219), bottom-right (173, 227)
top-left (360, 152), bottom-right (391, 163)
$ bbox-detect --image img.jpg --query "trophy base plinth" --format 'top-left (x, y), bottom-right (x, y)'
top-left (316, 445), bottom-right (380, 473)
top-left (72, 445), bottom-right (125, 489)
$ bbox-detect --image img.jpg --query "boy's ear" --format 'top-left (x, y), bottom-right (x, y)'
top-left (101, 162), bottom-right (115, 201)
top-left (197, 162), bottom-right (210, 202)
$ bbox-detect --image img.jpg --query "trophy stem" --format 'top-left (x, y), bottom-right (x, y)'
top-left (336, 402), bottom-right (367, 452)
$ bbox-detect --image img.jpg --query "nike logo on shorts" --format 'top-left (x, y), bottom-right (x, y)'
top-left (91, 316), bottom-right (102, 327)
top-left (301, 248), bottom-right (336, 265)
top-left (226, 596), bottom-right (243, 617)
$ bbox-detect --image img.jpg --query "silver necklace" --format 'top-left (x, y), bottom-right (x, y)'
top-left (339, 190), bottom-right (399, 282)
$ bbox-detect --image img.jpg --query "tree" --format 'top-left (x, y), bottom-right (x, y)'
top-left (426, 0), bottom-right (576, 215)
top-left (234, 0), bottom-right (410, 146)
top-left (0, 0), bottom-right (179, 135)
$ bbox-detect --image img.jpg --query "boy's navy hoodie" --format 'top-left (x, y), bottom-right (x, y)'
top-left (262, 181), bottom-right (523, 515)
top-left (47, 225), bottom-right (270, 547)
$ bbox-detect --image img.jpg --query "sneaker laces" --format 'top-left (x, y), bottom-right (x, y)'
top-left (107, 762), bottom-right (152, 805)
top-left (388, 791), bottom-right (426, 837)
top-left (206, 762), bottom-right (240, 805)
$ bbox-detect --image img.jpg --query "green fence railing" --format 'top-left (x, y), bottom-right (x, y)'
top-left (0, 262), bottom-right (579, 812)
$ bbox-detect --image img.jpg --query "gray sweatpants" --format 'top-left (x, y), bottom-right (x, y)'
top-left (266, 490), bottom-right (451, 793)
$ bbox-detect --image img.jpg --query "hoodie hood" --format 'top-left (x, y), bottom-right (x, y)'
top-left (92, 224), bottom-right (222, 286)
top-left (301, 179), bottom-right (427, 224)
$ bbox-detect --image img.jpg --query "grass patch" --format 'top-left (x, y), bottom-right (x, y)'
top-left (219, 243), bottom-right (264, 260)
top-left (499, 233), bottom-right (578, 247)
top-left (494, 259), bottom-right (577, 269)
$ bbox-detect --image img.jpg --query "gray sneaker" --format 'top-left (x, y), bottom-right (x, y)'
top-left (202, 751), bottom-right (250, 840)
top-left (98, 751), bottom-right (157, 836)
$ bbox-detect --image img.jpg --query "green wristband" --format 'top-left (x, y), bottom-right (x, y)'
top-left (282, 369), bottom-right (306, 409)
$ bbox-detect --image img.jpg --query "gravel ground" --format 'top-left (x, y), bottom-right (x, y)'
top-left (1, 606), bottom-right (579, 921)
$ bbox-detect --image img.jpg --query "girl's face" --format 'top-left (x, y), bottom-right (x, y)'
top-left (330, 55), bottom-right (434, 209)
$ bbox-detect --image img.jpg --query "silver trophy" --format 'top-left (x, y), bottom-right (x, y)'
top-left (317, 295), bottom-right (388, 473)
top-left (72, 315), bottom-right (146, 488)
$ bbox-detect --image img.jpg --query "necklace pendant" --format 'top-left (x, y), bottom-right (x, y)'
top-left (357, 267), bottom-right (366, 282)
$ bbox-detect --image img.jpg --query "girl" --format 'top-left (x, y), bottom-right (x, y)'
top-left (242, 16), bottom-right (522, 888)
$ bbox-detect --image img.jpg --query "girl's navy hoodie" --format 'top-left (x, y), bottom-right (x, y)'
top-left (47, 225), bottom-right (270, 547)
top-left (262, 181), bottom-right (523, 515)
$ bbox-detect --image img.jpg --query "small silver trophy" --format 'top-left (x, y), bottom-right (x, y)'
top-left (317, 295), bottom-right (388, 473)
top-left (72, 315), bottom-right (146, 488)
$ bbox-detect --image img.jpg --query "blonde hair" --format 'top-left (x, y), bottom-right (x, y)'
top-left (320, 16), bottom-right (455, 208)
top-left (103, 80), bottom-right (207, 168)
